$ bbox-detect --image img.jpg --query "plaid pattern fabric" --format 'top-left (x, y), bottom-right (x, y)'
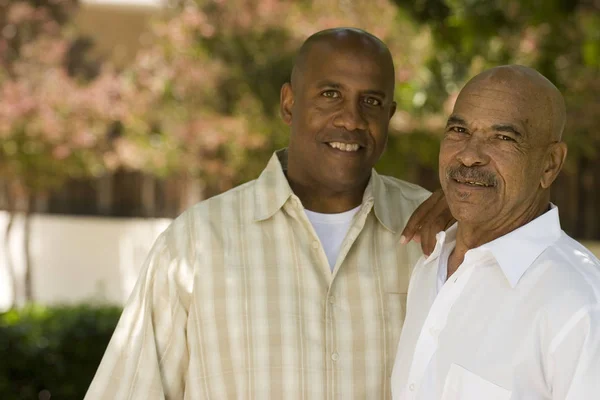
top-left (85, 149), bottom-right (430, 400)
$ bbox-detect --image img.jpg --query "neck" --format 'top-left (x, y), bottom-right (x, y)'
top-left (448, 199), bottom-right (550, 277)
top-left (286, 176), bottom-right (367, 213)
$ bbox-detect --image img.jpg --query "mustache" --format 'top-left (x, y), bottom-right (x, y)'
top-left (446, 165), bottom-right (498, 186)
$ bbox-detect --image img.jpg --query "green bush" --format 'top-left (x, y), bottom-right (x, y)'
top-left (0, 305), bottom-right (122, 400)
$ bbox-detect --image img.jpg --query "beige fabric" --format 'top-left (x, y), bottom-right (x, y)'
top-left (85, 149), bottom-right (430, 400)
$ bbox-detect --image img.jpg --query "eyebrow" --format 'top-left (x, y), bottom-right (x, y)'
top-left (492, 124), bottom-right (523, 137)
top-left (315, 80), bottom-right (387, 99)
top-left (316, 80), bottom-right (343, 89)
top-left (446, 115), bottom-right (524, 138)
top-left (446, 115), bottom-right (467, 126)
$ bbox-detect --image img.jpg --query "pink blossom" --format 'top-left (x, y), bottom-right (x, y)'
top-left (52, 145), bottom-right (71, 160)
top-left (7, 3), bottom-right (36, 24)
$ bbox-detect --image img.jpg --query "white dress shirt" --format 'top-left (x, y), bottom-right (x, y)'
top-left (392, 206), bottom-right (600, 400)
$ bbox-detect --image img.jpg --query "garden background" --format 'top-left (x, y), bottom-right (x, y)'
top-left (0, 0), bottom-right (598, 398)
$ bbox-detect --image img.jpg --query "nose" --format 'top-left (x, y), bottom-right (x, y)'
top-left (332, 100), bottom-right (368, 131)
top-left (455, 136), bottom-right (490, 167)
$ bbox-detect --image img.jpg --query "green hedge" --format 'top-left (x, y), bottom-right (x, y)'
top-left (0, 305), bottom-right (122, 399)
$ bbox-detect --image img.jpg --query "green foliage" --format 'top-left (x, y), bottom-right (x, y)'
top-left (0, 305), bottom-right (122, 400)
top-left (1, 0), bottom-right (598, 210)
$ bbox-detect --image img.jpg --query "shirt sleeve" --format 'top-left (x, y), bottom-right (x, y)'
top-left (85, 219), bottom-right (195, 400)
top-left (550, 304), bottom-right (600, 399)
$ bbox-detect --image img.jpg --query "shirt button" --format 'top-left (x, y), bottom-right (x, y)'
top-left (409, 383), bottom-right (415, 391)
top-left (312, 240), bottom-right (319, 249)
top-left (328, 296), bottom-right (335, 304)
top-left (331, 352), bottom-right (339, 361)
top-left (429, 327), bottom-right (439, 337)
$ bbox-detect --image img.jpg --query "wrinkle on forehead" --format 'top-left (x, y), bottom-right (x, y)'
top-left (458, 65), bottom-right (566, 140)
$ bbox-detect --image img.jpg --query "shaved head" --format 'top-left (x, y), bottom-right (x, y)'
top-left (461, 65), bottom-right (566, 141)
top-left (279, 27), bottom-right (398, 212)
top-left (291, 28), bottom-right (395, 92)
top-left (439, 64), bottom-right (568, 243)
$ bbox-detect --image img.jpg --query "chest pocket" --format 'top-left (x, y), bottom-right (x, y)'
top-left (441, 364), bottom-right (512, 400)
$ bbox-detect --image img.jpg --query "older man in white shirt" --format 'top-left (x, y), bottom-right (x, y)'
top-left (391, 65), bottom-right (600, 400)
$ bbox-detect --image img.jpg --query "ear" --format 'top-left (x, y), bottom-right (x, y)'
top-left (280, 82), bottom-right (294, 125)
top-left (540, 141), bottom-right (567, 189)
top-left (388, 101), bottom-right (397, 120)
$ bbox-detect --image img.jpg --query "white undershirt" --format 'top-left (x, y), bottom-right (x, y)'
top-left (304, 206), bottom-right (361, 272)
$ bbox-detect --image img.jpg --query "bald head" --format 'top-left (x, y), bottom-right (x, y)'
top-left (279, 28), bottom-right (398, 211)
top-left (291, 28), bottom-right (395, 91)
top-left (461, 65), bottom-right (566, 141)
top-left (440, 64), bottom-right (569, 236)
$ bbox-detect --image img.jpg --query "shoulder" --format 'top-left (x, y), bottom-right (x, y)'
top-left (540, 233), bottom-right (600, 299)
top-left (532, 234), bottom-right (600, 331)
top-left (160, 179), bottom-right (258, 256)
top-left (378, 174), bottom-right (432, 204)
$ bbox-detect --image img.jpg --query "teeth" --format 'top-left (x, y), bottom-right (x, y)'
top-left (328, 142), bottom-right (360, 152)
top-left (462, 180), bottom-right (489, 187)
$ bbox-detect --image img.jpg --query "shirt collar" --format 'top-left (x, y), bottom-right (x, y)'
top-left (361, 169), bottom-right (397, 232)
top-left (425, 205), bottom-right (562, 288)
top-left (480, 205), bottom-right (562, 287)
top-left (253, 148), bottom-right (397, 232)
top-left (253, 149), bottom-right (294, 221)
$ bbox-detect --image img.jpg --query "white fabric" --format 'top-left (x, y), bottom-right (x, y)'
top-left (392, 206), bottom-right (600, 400)
top-left (305, 206), bottom-right (360, 271)
top-left (436, 243), bottom-right (454, 294)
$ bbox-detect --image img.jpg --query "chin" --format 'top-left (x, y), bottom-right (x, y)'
top-left (323, 173), bottom-right (367, 192)
top-left (449, 203), bottom-right (492, 224)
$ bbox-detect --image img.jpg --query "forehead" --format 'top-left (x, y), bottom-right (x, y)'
top-left (301, 42), bottom-right (393, 93)
top-left (452, 80), bottom-right (549, 134)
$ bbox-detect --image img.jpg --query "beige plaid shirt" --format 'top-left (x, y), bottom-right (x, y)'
top-left (85, 149), bottom-right (430, 400)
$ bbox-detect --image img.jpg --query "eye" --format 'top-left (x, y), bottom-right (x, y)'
top-left (496, 134), bottom-right (516, 142)
top-left (363, 97), bottom-right (382, 106)
top-left (321, 90), bottom-right (340, 98)
top-left (448, 126), bottom-right (467, 134)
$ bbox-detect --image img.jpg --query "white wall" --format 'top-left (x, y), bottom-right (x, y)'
top-left (1, 212), bottom-right (599, 312)
top-left (0, 212), bottom-right (171, 311)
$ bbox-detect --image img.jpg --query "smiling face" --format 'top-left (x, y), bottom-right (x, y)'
top-left (439, 66), bottom-right (567, 233)
top-left (280, 30), bottom-right (396, 198)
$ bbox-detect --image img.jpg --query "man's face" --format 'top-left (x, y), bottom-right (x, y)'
top-left (281, 40), bottom-right (396, 194)
top-left (439, 79), bottom-right (552, 227)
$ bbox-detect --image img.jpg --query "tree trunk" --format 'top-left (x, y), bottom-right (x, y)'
top-left (2, 186), bottom-right (18, 309)
top-left (23, 193), bottom-right (34, 304)
top-left (97, 173), bottom-right (113, 216)
top-left (141, 174), bottom-right (156, 218)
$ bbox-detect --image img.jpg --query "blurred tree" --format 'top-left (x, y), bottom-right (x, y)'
top-left (115, 0), bottom-right (432, 197)
top-left (1, 0), bottom-right (598, 237)
top-left (0, 0), bottom-right (120, 307)
top-left (127, 0), bottom-right (596, 234)
top-left (388, 0), bottom-right (600, 236)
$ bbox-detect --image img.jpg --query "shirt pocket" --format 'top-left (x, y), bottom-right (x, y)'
top-left (441, 363), bottom-right (512, 400)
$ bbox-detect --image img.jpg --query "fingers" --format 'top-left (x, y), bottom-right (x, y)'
top-left (419, 200), bottom-right (454, 255)
top-left (401, 188), bottom-right (455, 256)
top-left (419, 217), bottom-right (441, 255)
top-left (401, 190), bottom-right (443, 243)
